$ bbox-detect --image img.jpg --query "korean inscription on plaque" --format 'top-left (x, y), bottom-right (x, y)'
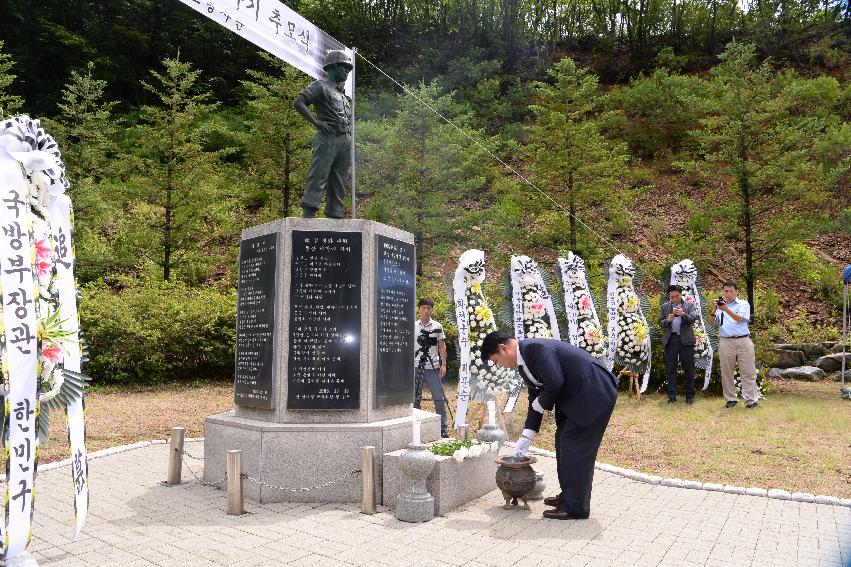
top-left (234, 233), bottom-right (278, 408)
top-left (287, 231), bottom-right (362, 410)
top-left (374, 235), bottom-right (416, 408)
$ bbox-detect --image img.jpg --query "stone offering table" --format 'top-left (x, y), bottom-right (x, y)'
top-left (383, 445), bottom-right (499, 516)
top-left (204, 218), bottom-right (439, 503)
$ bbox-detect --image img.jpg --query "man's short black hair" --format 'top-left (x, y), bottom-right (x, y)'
top-left (417, 298), bottom-right (434, 307)
top-left (722, 280), bottom-right (738, 290)
top-left (481, 331), bottom-right (513, 359)
top-left (667, 284), bottom-right (683, 294)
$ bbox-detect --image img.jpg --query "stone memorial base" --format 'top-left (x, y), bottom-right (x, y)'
top-left (204, 409), bottom-right (440, 503)
top-left (383, 446), bottom-right (498, 516)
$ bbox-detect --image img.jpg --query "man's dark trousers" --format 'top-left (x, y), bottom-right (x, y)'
top-left (301, 131), bottom-right (351, 218)
top-left (665, 334), bottom-right (695, 400)
top-left (557, 401), bottom-right (614, 518)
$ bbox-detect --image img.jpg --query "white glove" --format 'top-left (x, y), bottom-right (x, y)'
top-left (531, 397), bottom-right (545, 414)
top-left (514, 429), bottom-right (536, 455)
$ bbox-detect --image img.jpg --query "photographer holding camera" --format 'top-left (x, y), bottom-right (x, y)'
top-left (660, 285), bottom-right (699, 404)
top-left (414, 298), bottom-right (449, 437)
top-left (710, 280), bottom-right (759, 409)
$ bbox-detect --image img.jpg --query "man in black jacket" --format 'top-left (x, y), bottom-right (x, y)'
top-left (659, 284), bottom-right (700, 404)
top-left (482, 331), bottom-right (617, 520)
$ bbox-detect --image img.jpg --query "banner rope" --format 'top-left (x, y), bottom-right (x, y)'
top-left (355, 50), bottom-right (624, 256)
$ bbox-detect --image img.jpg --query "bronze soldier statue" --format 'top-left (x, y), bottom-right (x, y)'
top-left (294, 50), bottom-right (352, 219)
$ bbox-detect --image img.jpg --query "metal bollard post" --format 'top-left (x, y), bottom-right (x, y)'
top-left (227, 450), bottom-right (244, 515)
top-left (456, 424), bottom-right (469, 440)
top-left (166, 427), bottom-right (186, 485)
top-left (360, 446), bottom-right (377, 515)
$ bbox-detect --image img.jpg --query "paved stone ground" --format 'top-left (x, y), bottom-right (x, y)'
top-left (23, 441), bottom-right (851, 567)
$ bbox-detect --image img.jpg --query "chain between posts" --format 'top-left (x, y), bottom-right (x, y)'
top-left (176, 447), bottom-right (226, 488)
top-left (174, 446), bottom-right (361, 493)
top-left (241, 469), bottom-right (361, 493)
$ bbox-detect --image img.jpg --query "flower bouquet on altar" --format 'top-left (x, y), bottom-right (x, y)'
top-left (428, 438), bottom-right (499, 463)
top-left (557, 252), bottom-right (606, 362)
top-left (658, 259), bottom-right (718, 390)
top-left (604, 254), bottom-right (656, 392)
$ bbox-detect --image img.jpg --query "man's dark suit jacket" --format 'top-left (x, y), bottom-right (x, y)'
top-left (659, 300), bottom-right (699, 347)
top-left (519, 339), bottom-right (618, 431)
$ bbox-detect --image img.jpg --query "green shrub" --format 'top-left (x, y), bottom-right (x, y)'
top-left (80, 279), bottom-right (237, 383)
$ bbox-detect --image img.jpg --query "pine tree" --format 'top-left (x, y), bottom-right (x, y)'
top-left (359, 81), bottom-right (490, 273)
top-left (683, 42), bottom-right (847, 322)
top-left (0, 40), bottom-right (23, 118)
top-left (526, 58), bottom-right (630, 255)
top-left (133, 54), bottom-right (233, 282)
top-left (45, 62), bottom-right (117, 219)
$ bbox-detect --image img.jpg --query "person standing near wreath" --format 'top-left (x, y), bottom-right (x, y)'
top-left (294, 50), bottom-right (352, 219)
top-left (659, 284), bottom-right (700, 404)
top-left (413, 298), bottom-right (448, 438)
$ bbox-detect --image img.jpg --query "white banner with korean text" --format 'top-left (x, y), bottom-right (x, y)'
top-left (48, 194), bottom-right (89, 538)
top-left (0, 144), bottom-right (39, 559)
top-left (176, 0), bottom-right (353, 96)
top-left (452, 262), bottom-right (471, 428)
top-left (502, 258), bottom-right (527, 414)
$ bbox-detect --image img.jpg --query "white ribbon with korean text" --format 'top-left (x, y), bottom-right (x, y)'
top-left (47, 194), bottom-right (88, 537)
top-left (605, 260), bottom-right (619, 372)
top-left (452, 261), bottom-right (471, 428)
top-left (176, 0), bottom-right (353, 96)
top-left (0, 142), bottom-right (39, 560)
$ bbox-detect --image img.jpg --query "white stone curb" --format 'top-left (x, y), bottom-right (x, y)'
top-left (505, 441), bottom-right (850, 508)
top-left (37, 437), bottom-right (204, 473)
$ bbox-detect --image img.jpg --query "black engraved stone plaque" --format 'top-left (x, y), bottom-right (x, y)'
top-left (234, 233), bottom-right (278, 408)
top-left (287, 231), bottom-right (362, 409)
top-left (374, 235), bottom-right (416, 408)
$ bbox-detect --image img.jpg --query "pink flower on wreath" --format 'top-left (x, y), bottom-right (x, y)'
top-left (684, 294), bottom-right (695, 303)
top-left (585, 329), bottom-right (601, 344)
top-left (580, 295), bottom-right (592, 310)
top-left (34, 238), bottom-right (52, 262)
top-left (41, 342), bottom-right (63, 364)
top-left (35, 259), bottom-right (53, 277)
top-left (530, 300), bottom-right (545, 315)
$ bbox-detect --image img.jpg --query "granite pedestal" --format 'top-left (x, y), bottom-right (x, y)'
top-left (204, 218), bottom-right (436, 503)
top-left (205, 409), bottom-right (439, 503)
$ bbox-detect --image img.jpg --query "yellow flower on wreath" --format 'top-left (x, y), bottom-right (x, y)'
top-left (626, 296), bottom-right (638, 310)
top-left (470, 282), bottom-right (482, 295)
top-left (635, 323), bottom-right (648, 343)
top-left (474, 305), bottom-right (493, 322)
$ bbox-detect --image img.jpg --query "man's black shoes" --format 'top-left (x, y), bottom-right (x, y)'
top-left (745, 401), bottom-right (758, 409)
top-left (725, 400), bottom-right (738, 408)
top-left (543, 508), bottom-right (582, 520)
top-left (685, 398), bottom-right (694, 405)
top-left (668, 397), bottom-right (676, 404)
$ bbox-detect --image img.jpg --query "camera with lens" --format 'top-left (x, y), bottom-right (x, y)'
top-left (715, 296), bottom-right (726, 307)
top-left (417, 328), bottom-right (439, 352)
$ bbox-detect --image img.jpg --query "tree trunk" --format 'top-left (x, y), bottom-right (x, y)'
top-left (568, 171), bottom-right (576, 251)
top-left (738, 154), bottom-right (755, 326)
top-left (164, 167), bottom-right (173, 282)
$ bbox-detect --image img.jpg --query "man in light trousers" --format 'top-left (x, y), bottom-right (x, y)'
top-left (710, 280), bottom-right (759, 408)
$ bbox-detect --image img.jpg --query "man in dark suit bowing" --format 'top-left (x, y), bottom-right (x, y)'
top-left (482, 331), bottom-right (617, 520)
